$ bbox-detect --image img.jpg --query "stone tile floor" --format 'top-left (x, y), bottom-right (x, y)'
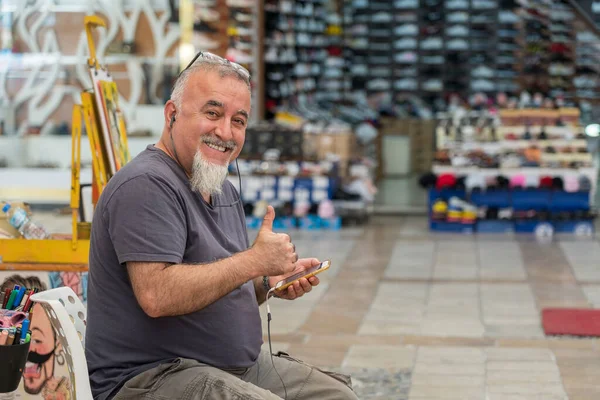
top-left (37, 213), bottom-right (600, 399)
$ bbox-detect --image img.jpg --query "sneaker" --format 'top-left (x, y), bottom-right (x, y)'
top-left (367, 79), bottom-right (391, 91)
top-left (369, 56), bottom-right (392, 64)
top-left (422, 55), bottom-right (444, 64)
top-left (371, 67), bottom-right (391, 77)
top-left (394, 0), bottom-right (418, 8)
top-left (264, 47), bottom-right (277, 63)
top-left (432, 199), bottom-right (448, 220)
top-left (472, 65), bottom-right (494, 78)
top-left (394, 79), bottom-right (418, 90)
top-left (233, 11), bottom-right (253, 23)
top-left (446, 39), bottom-right (468, 50)
top-left (446, 0), bottom-right (468, 9)
top-left (394, 24), bottom-right (418, 35)
top-left (394, 51), bottom-right (417, 63)
top-left (421, 37), bottom-right (443, 50)
top-left (372, 12), bottom-right (392, 23)
top-left (233, 40), bottom-right (253, 51)
top-left (324, 68), bottom-right (343, 78)
top-left (422, 79), bottom-right (443, 91)
top-left (470, 79), bottom-right (495, 91)
top-left (446, 12), bottom-right (468, 22)
top-left (446, 25), bottom-right (469, 36)
top-left (498, 11), bottom-right (519, 23)
top-left (351, 64), bottom-right (368, 75)
top-left (227, 0), bottom-right (254, 6)
top-left (472, 0), bottom-right (496, 9)
top-left (394, 38), bottom-right (417, 49)
top-left (371, 42), bottom-right (392, 51)
top-left (194, 0), bottom-right (217, 6)
top-left (194, 7), bottom-right (220, 22)
top-left (192, 32), bottom-right (219, 50)
top-left (396, 13), bottom-right (417, 22)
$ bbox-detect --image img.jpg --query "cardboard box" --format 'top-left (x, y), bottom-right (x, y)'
top-left (303, 132), bottom-right (356, 161)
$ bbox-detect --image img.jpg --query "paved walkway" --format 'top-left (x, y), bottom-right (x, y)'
top-left (37, 212), bottom-right (600, 399)
top-left (251, 216), bottom-right (600, 400)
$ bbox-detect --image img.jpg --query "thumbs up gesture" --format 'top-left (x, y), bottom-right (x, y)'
top-left (250, 206), bottom-right (297, 277)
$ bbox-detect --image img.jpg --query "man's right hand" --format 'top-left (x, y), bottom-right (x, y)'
top-left (250, 205), bottom-right (297, 277)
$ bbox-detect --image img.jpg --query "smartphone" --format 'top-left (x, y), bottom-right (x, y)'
top-left (274, 260), bottom-right (331, 292)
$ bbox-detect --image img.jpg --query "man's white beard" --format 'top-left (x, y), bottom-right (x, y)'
top-left (190, 150), bottom-right (230, 196)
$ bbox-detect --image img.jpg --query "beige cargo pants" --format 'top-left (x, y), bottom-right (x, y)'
top-left (113, 350), bottom-right (358, 400)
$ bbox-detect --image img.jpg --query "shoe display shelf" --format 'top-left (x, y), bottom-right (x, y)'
top-left (428, 186), bottom-right (595, 237)
top-left (433, 107), bottom-right (596, 184)
top-left (557, 0), bottom-right (600, 104)
top-left (518, 0), bottom-right (552, 95)
top-left (318, 7), bottom-right (348, 103)
top-left (263, 0), bottom-right (329, 118)
top-left (228, 171), bottom-right (343, 230)
top-left (429, 105), bottom-right (598, 236)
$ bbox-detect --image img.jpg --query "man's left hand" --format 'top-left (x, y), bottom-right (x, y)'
top-left (269, 258), bottom-right (321, 300)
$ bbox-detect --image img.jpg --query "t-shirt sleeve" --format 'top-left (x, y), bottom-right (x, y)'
top-left (103, 173), bottom-right (187, 265)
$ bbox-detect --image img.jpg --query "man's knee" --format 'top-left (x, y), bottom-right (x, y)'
top-left (308, 368), bottom-right (358, 400)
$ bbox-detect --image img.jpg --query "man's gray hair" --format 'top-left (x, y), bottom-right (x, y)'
top-left (170, 55), bottom-right (251, 110)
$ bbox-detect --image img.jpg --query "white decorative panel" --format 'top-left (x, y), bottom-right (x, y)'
top-left (0, 0), bottom-right (180, 137)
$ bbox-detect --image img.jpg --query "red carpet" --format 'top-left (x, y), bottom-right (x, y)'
top-left (542, 308), bottom-right (600, 336)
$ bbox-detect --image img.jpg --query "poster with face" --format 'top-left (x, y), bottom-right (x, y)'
top-left (0, 271), bottom-right (88, 399)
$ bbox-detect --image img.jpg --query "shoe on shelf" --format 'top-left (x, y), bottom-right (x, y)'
top-left (226, 0), bottom-right (254, 8)
top-left (226, 48), bottom-right (253, 64)
top-left (193, 21), bottom-right (218, 33)
top-left (192, 32), bottom-right (219, 50)
top-left (194, 0), bottom-right (217, 7)
top-left (194, 7), bottom-right (220, 23)
top-left (432, 199), bottom-right (448, 221)
top-left (233, 11), bottom-right (253, 23)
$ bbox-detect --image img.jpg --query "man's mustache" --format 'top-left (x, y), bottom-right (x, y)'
top-left (202, 136), bottom-right (237, 151)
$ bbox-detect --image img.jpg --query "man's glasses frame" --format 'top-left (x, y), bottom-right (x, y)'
top-left (179, 51), bottom-right (251, 80)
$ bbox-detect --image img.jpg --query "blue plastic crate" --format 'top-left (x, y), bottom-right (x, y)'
top-left (476, 220), bottom-right (514, 233)
top-left (470, 190), bottom-right (511, 208)
top-left (553, 220), bottom-right (594, 236)
top-left (320, 216), bottom-right (342, 230)
top-left (272, 216), bottom-right (297, 230)
top-left (245, 216), bottom-right (261, 229)
top-left (512, 190), bottom-right (552, 211)
top-left (299, 215), bottom-right (342, 230)
top-left (430, 221), bottom-right (474, 234)
top-left (550, 191), bottom-right (590, 212)
top-left (514, 221), bottom-right (554, 236)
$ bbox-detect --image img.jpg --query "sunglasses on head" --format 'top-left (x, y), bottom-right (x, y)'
top-left (179, 51), bottom-right (251, 80)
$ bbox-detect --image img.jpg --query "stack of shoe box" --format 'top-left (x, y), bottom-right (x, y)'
top-left (302, 129), bottom-right (357, 177)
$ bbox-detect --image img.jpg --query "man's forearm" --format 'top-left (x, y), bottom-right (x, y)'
top-left (129, 249), bottom-right (261, 318)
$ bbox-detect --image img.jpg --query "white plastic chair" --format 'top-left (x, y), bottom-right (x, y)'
top-left (30, 287), bottom-right (92, 399)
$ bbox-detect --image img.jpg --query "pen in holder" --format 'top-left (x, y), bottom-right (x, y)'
top-left (0, 341), bottom-right (30, 393)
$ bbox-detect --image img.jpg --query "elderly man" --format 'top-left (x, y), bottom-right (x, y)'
top-left (85, 52), bottom-right (358, 400)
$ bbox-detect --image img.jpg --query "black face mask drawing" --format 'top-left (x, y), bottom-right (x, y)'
top-left (27, 347), bottom-right (55, 364)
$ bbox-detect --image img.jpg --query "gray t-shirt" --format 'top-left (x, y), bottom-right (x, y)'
top-left (85, 145), bottom-right (262, 400)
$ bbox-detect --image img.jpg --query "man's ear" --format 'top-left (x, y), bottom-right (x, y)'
top-left (164, 100), bottom-right (177, 127)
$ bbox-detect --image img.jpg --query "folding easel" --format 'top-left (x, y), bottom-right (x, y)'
top-left (0, 15), bottom-right (130, 269)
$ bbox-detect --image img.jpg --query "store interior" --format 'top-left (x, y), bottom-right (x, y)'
top-left (2, 0), bottom-right (600, 399)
